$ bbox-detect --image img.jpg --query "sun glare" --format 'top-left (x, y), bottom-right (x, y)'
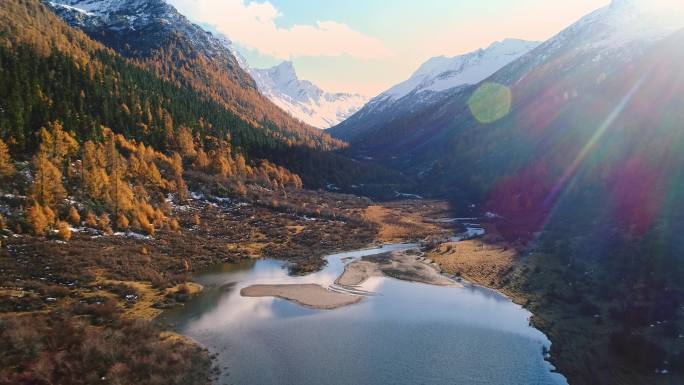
top-left (629, 0), bottom-right (684, 12)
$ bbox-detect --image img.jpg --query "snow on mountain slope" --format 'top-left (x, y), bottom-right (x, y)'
top-left (245, 61), bottom-right (367, 129)
top-left (48, 0), bottom-right (183, 30)
top-left (490, 0), bottom-right (684, 88)
top-left (536, 0), bottom-right (684, 60)
top-left (44, 0), bottom-right (243, 83)
top-left (330, 38), bottom-right (539, 141)
top-left (382, 39), bottom-right (540, 102)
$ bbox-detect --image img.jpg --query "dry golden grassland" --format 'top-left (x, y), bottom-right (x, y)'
top-left (364, 200), bottom-right (454, 242)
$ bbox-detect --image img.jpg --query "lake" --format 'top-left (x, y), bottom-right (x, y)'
top-left (157, 243), bottom-right (568, 385)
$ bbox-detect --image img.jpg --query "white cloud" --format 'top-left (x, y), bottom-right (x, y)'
top-left (169, 0), bottom-right (393, 59)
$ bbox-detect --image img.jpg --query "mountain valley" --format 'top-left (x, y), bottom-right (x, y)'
top-left (1, 1), bottom-right (683, 384)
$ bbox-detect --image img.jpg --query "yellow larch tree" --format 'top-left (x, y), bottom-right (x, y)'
top-left (82, 141), bottom-right (109, 200)
top-left (193, 148), bottom-right (210, 171)
top-left (176, 126), bottom-right (197, 158)
top-left (0, 139), bottom-right (15, 178)
top-left (38, 121), bottom-right (79, 170)
top-left (235, 153), bottom-right (249, 176)
top-left (104, 135), bottom-right (134, 218)
top-left (57, 220), bottom-right (71, 241)
top-left (30, 151), bottom-right (66, 207)
top-left (68, 206), bottom-right (81, 225)
top-left (26, 203), bottom-right (49, 236)
top-left (170, 152), bottom-right (188, 203)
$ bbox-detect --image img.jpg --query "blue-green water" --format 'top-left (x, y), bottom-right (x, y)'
top-left (157, 244), bottom-right (567, 385)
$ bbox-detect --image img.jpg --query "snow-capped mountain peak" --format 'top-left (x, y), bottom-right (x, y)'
top-left (610, 0), bottom-right (684, 11)
top-left (45, 0), bottom-right (251, 64)
top-left (45, 0), bottom-right (262, 91)
top-left (605, 0), bottom-right (684, 41)
top-left (380, 38), bottom-right (540, 102)
top-left (269, 61), bottom-right (298, 84)
top-left (543, 0), bottom-right (684, 55)
top-left (244, 61), bottom-right (368, 129)
top-left (48, 0), bottom-right (177, 27)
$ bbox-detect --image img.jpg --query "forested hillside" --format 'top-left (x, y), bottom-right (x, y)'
top-left (0, 0), bottom-right (396, 238)
top-left (3, 0), bottom-right (404, 190)
top-left (1, 0), bottom-right (334, 153)
top-left (45, 0), bottom-right (341, 150)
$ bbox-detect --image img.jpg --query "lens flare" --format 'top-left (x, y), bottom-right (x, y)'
top-left (542, 72), bottom-right (649, 209)
top-left (468, 83), bottom-right (512, 124)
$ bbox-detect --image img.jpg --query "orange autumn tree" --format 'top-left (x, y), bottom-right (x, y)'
top-left (104, 133), bottom-right (134, 218)
top-left (193, 148), bottom-right (210, 171)
top-left (0, 139), bottom-right (15, 179)
top-left (26, 202), bottom-right (56, 236)
top-left (175, 125), bottom-right (197, 158)
top-left (38, 121), bottom-right (79, 172)
top-left (81, 140), bottom-right (109, 200)
top-left (30, 151), bottom-right (66, 207)
top-left (170, 152), bottom-right (189, 203)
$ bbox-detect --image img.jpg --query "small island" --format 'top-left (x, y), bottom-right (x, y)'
top-left (241, 249), bottom-right (461, 309)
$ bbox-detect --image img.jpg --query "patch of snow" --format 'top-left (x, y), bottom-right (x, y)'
top-left (448, 218), bottom-right (487, 242)
top-left (49, 1), bottom-right (96, 16)
top-left (465, 227), bottom-right (486, 238)
top-left (212, 196), bottom-right (232, 204)
top-left (432, 217), bottom-right (477, 223)
top-left (0, 194), bottom-right (26, 199)
top-left (394, 192), bottom-right (424, 199)
top-left (113, 231), bottom-right (151, 240)
top-left (190, 191), bottom-right (205, 200)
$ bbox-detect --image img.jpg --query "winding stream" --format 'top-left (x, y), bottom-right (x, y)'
top-left (158, 240), bottom-right (568, 385)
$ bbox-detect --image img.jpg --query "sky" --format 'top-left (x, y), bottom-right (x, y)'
top-left (168, 0), bottom-right (611, 96)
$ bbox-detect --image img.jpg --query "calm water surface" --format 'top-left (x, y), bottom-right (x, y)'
top-left (157, 244), bottom-right (568, 385)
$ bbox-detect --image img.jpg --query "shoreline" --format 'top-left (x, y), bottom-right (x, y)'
top-left (156, 203), bottom-right (576, 385)
top-left (178, 233), bottom-right (569, 385)
top-left (424, 224), bottom-right (655, 385)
